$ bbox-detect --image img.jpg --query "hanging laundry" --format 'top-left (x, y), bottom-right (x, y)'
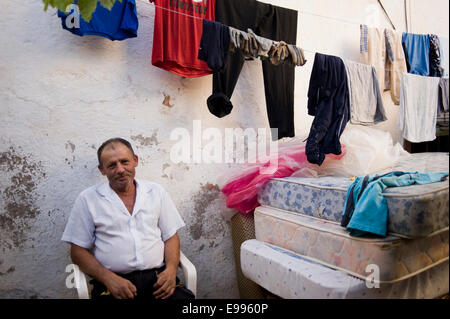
top-left (384, 29), bottom-right (408, 105)
top-left (429, 34), bottom-right (443, 77)
top-left (439, 36), bottom-right (449, 77)
top-left (229, 27), bottom-right (250, 51)
top-left (287, 44), bottom-right (306, 67)
top-left (198, 19), bottom-right (230, 73)
top-left (58, 0), bottom-right (138, 41)
top-left (438, 78), bottom-right (449, 116)
top-left (247, 29), bottom-right (273, 59)
top-left (199, 18), bottom-right (305, 119)
top-left (223, 26), bottom-right (304, 66)
top-left (399, 73), bottom-right (440, 143)
top-left (150, 0), bottom-right (215, 78)
top-left (344, 60), bottom-right (386, 125)
top-left (360, 25), bottom-right (408, 105)
top-left (209, 0), bottom-right (298, 140)
top-left (402, 32), bottom-right (430, 76)
top-left (360, 25), bottom-right (387, 91)
top-left (237, 30), bottom-right (259, 58)
top-left (268, 41), bottom-right (306, 66)
top-left (341, 172), bottom-right (448, 237)
top-left (306, 53), bottom-right (350, 166)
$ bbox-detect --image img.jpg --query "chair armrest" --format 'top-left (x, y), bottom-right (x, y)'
top-left (179, 251), bottom-right (197, 297)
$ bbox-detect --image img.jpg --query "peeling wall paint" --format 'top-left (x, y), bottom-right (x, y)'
top-left (189, 183), bottom-right (223, 241)
top-left (131, 133), bottom-right (160, 147)
top-left (0, 147), bottom-right (45, 251)
top-left (0, 0), bottom-right (448, 299)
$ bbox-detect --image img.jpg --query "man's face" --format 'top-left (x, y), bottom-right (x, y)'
top-left (98, 142), bottom-right (138, 192)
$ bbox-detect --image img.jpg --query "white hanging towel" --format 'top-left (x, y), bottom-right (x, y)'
top-left (344, 60), bottom-right (386, 125)
top-left (399, 73), bottom-right (440, 143)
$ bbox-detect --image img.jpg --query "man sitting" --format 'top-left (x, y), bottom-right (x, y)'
top-left (62, 138), bottom-right (194, 299)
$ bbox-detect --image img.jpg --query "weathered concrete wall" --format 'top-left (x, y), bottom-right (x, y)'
top-left (0, 0), bottom-right (448, 298)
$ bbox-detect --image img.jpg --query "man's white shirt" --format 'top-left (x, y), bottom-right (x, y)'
top-left (61, 180), bottom-right (185, 274)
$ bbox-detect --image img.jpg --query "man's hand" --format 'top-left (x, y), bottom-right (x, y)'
top-left (153, 233), bottom-right (180, 299)
top-left (70, 244), bottom-right (138, 299)
top-left (153, 267), bottom-right (177, 299)
top-left (104, 273), bottom-right (138, 299)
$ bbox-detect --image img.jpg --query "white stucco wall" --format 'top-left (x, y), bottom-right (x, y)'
top-left (0, 0), bottom-right (448, 298)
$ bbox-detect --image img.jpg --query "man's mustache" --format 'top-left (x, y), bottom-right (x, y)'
top-left (115, 172), bottom-right (132, 179)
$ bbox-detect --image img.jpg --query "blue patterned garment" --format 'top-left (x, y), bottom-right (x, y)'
top-left (384, 29), bottom-right (395, 62)
top-left (360, 24), bottom-right (368, 54)
top-left (342, 172), bottom-right (449, 237)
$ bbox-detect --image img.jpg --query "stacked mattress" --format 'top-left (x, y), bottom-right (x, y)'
top-left (241, 153), bottom-right (449, 298)
top-left (241, 240), bottom-right (449, 299)
top-left (257, 153), bottom-right (449, 238)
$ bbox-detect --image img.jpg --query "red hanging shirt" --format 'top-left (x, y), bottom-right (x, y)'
top-left (150, 0), bottom-right (215, 77)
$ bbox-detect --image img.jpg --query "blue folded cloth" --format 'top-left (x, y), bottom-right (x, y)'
top-left (58, 0), bottom-right (138, 41)
top-left (342, 171), bottom-right (449, 237)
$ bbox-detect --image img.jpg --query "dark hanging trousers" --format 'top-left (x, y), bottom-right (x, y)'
top-left (208, 0), bottom-right (298, 140)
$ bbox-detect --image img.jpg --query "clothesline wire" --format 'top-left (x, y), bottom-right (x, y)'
top-left (153, 3), bottom-right (393, 29)
top-left (299, 10), bottom-right (376, 28)
top-left (153, 4), bottom-right (394, 30)
top-left (154, 4), bottom-right (204, 20)
top-left (302, 48), bottom-right (407, 74)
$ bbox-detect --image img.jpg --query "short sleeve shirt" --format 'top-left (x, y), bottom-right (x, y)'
top-left (150, 0), bottom-right (216, 77)
top-left (61, 180), bottom-right (185, 274)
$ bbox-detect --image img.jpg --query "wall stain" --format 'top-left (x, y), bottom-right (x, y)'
top-left (161, 163), bottom-right (171, 179)
top-left (0, 147), bottom-right (45, 251)
top-left (0, 266), bottom-right (15, 276)
top-left (64, 141), bottom-right (76, 169)
top-left (162, 93), bottom-right (174, 108)
top-left (189, 183), bottom-right (222, 240)
top-left (131, 132), bottom-right (160, 147)
top-left (65, 141), bottom-right (75, 153)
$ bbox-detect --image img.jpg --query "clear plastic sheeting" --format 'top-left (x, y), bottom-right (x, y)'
top-left (220, 126), bottom-right (409, 216)
top-left (293, 125), bottom-right (410, 178)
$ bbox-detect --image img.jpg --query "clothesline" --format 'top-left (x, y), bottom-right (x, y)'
top-left (299, 10), bottom-right (386, 29)
top-left (154, 4), bottom-right (367, 27)
top-left (153, 4), bottom-right (372, 27)
top-left (302, 48), bottom-right (406, 74)
top-left (154, 4), bottom-right (203, 20)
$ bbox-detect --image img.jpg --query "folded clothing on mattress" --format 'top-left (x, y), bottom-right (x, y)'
top-left (241, 239), bottom-right (449, 299)
top-left (254, 206), bottom-right (449, 283)
top-left (258, 153), bottom-right (449, 238)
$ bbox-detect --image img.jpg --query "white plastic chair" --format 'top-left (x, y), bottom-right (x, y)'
top-left (73, 251), bottom-right (197, 299)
